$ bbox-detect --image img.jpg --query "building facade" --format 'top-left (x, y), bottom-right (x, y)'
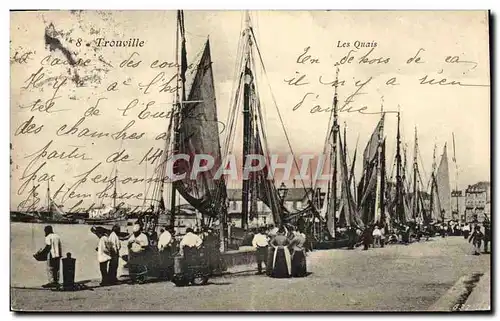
top-left (465, 181), bottom-right (491, 223)
top-left (451, 190), bottom-right (466, 221)
top-left (226, 187), bottom-right (316, 227)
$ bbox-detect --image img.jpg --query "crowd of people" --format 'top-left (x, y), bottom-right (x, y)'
top-left (34, 217), bottom-right (490, 288)
top-left (333, 219), bottom-right (492, 255)
top-left (251, 225), bottom-right (308, 278)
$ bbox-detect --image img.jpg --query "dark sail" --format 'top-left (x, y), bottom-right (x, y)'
top-left (339, 131), bottom-right (364, 228)
top-left (358, 115), bottom-right (384, 225)
top-left (253, 126), bottom-right (285, 226)
top-left (173, 39), bottom-right (227, 218)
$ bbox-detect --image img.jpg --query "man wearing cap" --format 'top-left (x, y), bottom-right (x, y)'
top-left (252, 227), bottom-right (269, 275)
top-left (42, 226), bottom-right (62, 288)
top-left (107, 224), bottom-right (122, 284)
top-left (92, 226), bottom-right (111, 286)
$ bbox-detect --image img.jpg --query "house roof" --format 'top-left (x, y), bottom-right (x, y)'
top-left (227, 187), bottom-right (313, 202)
top-left (467, 181), bottom-right (491, 193)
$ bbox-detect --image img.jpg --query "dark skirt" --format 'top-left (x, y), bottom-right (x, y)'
top-left (159, 247), bottom-right (174, 279)
top-left (271, 248), bottom-right (290, 278)
top-left (266, 247), bottom-right (274, 276)
top-left (291, 250), bottom-right (307, 277)
top-left (128, 250), bottom-right (148, 276)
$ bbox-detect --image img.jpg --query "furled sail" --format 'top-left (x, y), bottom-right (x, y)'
top-left (339, 131), bottom-right (364, 228)
top-left (253, 127), bottom-right (285, 226)
top-left (173, 39), bottom-right (228, 218)
top-left (358, 115), bottom-right (384, 225)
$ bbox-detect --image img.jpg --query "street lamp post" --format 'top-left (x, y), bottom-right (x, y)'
top-left (277, 182), bottom-right (289, 207)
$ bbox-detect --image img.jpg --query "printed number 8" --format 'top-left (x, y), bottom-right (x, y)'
top-left (76, 38), bottom-right (82, 47)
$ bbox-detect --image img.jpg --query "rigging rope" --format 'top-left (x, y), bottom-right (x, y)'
top-left (249, 26), bottom-right (312, 205)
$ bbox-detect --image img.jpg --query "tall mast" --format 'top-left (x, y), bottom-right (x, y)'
top-left (331, 67), bottom-right (339, 229)
top-left (241, 11), bottom-right (253, 230)
top-left (395, 108), bottom-right (403, 223)
top-left (343, 121), bottom-right (347, 157)
top-left (47, 180), bottom-right (51, 212)
top-left (170, 10), bottom-right (187, 228)
top-left (452, 132), bottom-right (459, 221)
top-left (430, 143), bottom-right (437, 221)
top-left (373, 99), bottom-right (384, 225)
top-left (113, 167), bottom-right (117, 209)
top-left (32, 179), bottom-right (36, 213)
top-left (412, 127), bottom-right (419, 221)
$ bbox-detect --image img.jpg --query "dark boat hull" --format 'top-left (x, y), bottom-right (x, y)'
top-left (312, 237), bottom-right (350, 250)
top-left (84, 217), bottom-right (127, 225)
top-left (10, 212), bottom-right (42, 223)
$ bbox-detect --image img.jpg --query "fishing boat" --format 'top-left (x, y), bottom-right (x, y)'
top-left (221, 12), bottom-right (319, 244)
top-left (84, 167), bottom-right (127, 225)
top-left (356, 110), bottom-right (386, 229)
top-left (141, 10), bottom-right (229, 249)
top-left (429, 143), bottom-right (452, 223)
top-left (305, 70), bottom-right (363, 249)
top-left (37, 181), bottom-right (78, 224)
top-left (142, 11), bottom-right (314, 252)
top-left (10, 211), bottom-right (41, 223)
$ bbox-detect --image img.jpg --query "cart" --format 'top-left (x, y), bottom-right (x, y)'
top-left (171, 249), bottom-right (210, 287)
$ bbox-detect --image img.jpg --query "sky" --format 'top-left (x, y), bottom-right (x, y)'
top-left (10, 10), bottom-right (490, 211)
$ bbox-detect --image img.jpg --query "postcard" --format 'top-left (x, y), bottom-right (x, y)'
top-left (10, 10), bottom-right (490, 312)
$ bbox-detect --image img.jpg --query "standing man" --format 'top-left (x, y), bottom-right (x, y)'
top-left (360, 226), bottom-right (373, 250)
top-left (107, 224), bottom-right (122, 284)
top-left (483, 220), bottom-right (491, 254)
top-left (158, 226), bottom-right (174, 279)
top-left (42, 226), bottom-right (62, 288)
top-left (252, 227), bottom-right (269, 275)
top-left (372, 225), bottom-right (382, 248)
top-left (469, 225), bottom-right (484, 256)
top-left (204, 228), bottom-right (222, 274)
top-left (158, 227), bottom-right (173, 251)
top-left (127, 224), bottom-right (150, 282)
top-left (380, 225), bottom-right (386, 248)
top-left (92, 227), bottom-right (111, 286)
top-left (128, 224), bottom-right (149, 252)
top-left (346, 226), bottom-right (356, 250)
top-left (462, 223), bottom-right (470, 239)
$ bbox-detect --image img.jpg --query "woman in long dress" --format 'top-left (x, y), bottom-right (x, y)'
top-left (290, 230), bottom-right (307, 277)
top-left (269, 227), bottom-right (291, 278)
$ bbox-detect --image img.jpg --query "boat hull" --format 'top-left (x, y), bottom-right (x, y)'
top-left (84, 217), bottom-right (127, 226)
top-left (312, 237), bottom-right (350, 250)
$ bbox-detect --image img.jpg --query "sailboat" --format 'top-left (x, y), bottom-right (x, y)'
top-left (310, 70), bottom-right (364, 248)
top-left (84, 167), bottom-right (127, 225)
top-left (357, 112), bottom-right (386, 228)
top-left (141, 10), bottom-right (229, 251)
top-left (142, 11), bottom-right (321, 252)
top-left (223, 12), bottom-right (316, 237)
top-left (429, 143), bottom-right (452, 223)
top-left (36, 181), bottom-right (78, 224)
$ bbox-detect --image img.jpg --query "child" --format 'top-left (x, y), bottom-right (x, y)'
top-left (468, 225), bottom-right (484, 256)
